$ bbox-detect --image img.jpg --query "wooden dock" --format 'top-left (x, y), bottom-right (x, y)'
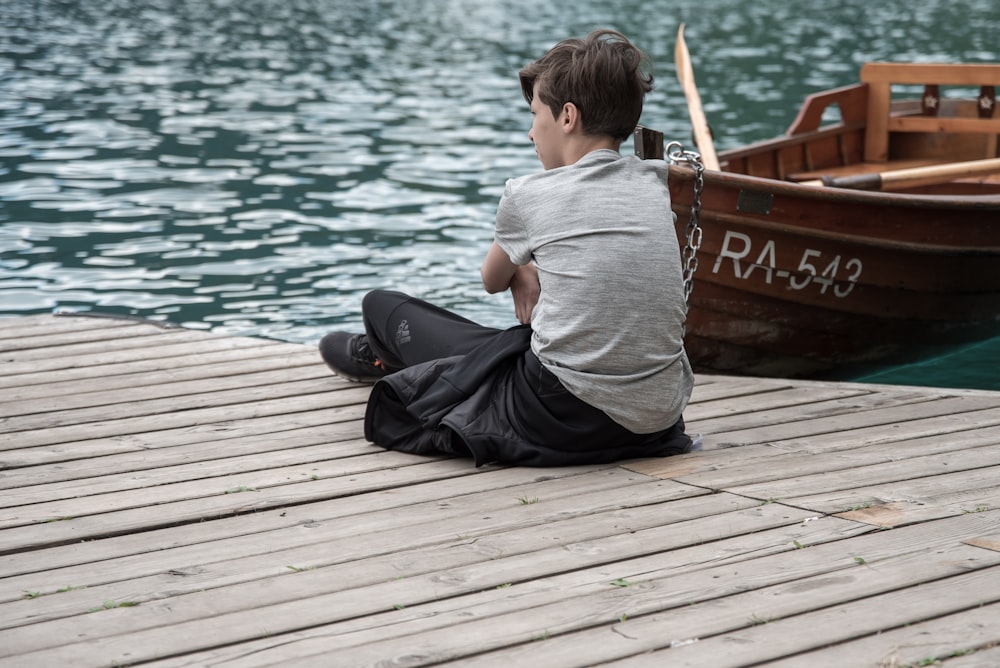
top-left (2, 313), bottom-right (999, 667)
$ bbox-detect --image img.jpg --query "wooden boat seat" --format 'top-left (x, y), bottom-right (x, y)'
top-left (861, 63), bottom-right (1000, 162)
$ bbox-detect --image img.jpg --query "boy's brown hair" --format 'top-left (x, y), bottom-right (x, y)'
top-left (519, 29), bottom-right (654, 141)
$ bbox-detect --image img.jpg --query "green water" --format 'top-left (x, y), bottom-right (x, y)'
top-left (1, 0), bottom-right (998, 390)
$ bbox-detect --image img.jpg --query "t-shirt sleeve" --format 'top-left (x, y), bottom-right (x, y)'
top-left (494, 179), bottom-right (532, 265)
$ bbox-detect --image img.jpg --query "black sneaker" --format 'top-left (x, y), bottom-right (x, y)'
top-left (318, 332), bottom-right (389, 383)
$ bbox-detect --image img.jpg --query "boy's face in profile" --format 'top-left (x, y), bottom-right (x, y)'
top-left (528, 83), bottom-right (566, 170)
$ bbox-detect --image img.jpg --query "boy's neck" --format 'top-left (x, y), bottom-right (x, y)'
top-left (562, 135), bottom-right (621, 166)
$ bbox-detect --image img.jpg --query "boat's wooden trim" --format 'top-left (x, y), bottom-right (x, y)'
top-left (671, 164), bottom-right (1000, 211)
top-left (719, 124), bottom-right (867, 179)
top-left (886, 115), bottom-right (1000, 134)
top-left (786, 83), bottom-right (868, 135)
top-left (860, 62), bottom-right (1000, 85)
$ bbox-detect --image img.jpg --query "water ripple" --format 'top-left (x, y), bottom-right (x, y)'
top-left (1, 0), bottom-right (998, 389)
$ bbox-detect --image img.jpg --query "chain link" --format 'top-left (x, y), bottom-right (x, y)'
top-left (665, 141), bottom-right (705, 303)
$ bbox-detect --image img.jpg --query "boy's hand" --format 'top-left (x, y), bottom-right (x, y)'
top-left (509, 264), bottom-right (540, 324)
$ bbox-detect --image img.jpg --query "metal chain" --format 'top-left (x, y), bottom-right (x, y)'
top-left (665, 141), bottom-right (705, 303)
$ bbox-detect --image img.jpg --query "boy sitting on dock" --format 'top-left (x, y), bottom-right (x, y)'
top-left (319, 29), bottom-right (695, 466)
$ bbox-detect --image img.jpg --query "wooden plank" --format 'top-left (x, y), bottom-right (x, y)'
top-left (704, 395), bottom-right (1000, 445)
top-left (692, 386), bottom-right (945, 434)
top-left (686, 384), bottom-right (876, 424)
top-left (763, 604), bottom-right (1000, 667)
top-left (0, 331), bottom-right (284, 377)
top-left (767, 404), bottom-right (1000, 453)
top-left (0, 347), bottom-right (319, 403)
top-left (0, 486), bottom-right (751, 629)
top-left (0, 468), bottom-right (666, 602)
top-left (0, 465), bottom-right (629, 578)
top-left (82, 514), bottom-right (996, 668)
top-left (628, 424), bottom-right (1000, 486)
top-left (860, 62), bottom-right (1000, 85)
top-left (452, 540), bottom-right (1000, 668)
top-left (789, 462), bottom-right (1000, 512)
top-left (0, 422), bottom-right (366, 487)
top-left (0, 384), bottom-right (370, 440)
top-left (864, 79), bottom-right (891, 162)
top-left (1, 481), bottom-right (724, 651)
top-left (0, 352), bottom-right (334, 418)
top-left (888, 115), bottom-right (1000, 134)
top-left (965, 532), bottom-right (1000, 552)
top-left (0, 357), bottom-right (329, 419)
top-left (785, 83), bottom-right (867, 135)
top-left (0, 337), bottom-right (294, 390)
top-left (928, 644), bottom-right (1000, 668)
top-left (0, 497), bottom-right (853, 664)
top-left (726, 444), bottom-right (1000, 503)
top-left (135, 515), bottom-right (869, 668)
top-left (0, 408), bottom-right (361, 468)
top-left (0, 378), bottom-right (364, 435)
top-left (603, 565), bottom-right (1000, 667)
top-left (0, 313), bottom-right (142, 338)
top-left (0, 384), bottom-right (370, 449)
top-left (701, 407), bottom-right (1000, 452)
top-left (833, 494), bottom-right (1000, 528)
top-left (686, 375), bottom-right (793, 402)
top-left (0, 454), bottom-right (493, 554)
top-left (1, 440), bottom-right (387, 510)
top-left (0, 319), bottom-right (176, 352)
top-left (1, 325), bottom-right (209, 362)
top-left (324, 548), bottom-right (1000, 668)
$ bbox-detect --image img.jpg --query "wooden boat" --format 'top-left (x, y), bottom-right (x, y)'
top-left (637, 61), bottom-right (1000, 378)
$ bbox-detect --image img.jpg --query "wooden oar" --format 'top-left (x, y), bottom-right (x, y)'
top-left (801, 157), bottom-right (1000, 190)
top-left (674, 24), bottom-right (720, 170)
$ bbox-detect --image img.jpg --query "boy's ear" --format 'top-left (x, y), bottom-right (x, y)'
top-left (560, 102), bottom-right (580, 134)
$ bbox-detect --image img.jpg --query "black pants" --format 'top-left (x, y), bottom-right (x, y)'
top-left (360, 289), bottom-right (502, 371)
top-left (359, 290), bottom-right (692, 465)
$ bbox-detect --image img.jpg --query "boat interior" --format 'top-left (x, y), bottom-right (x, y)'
top-left (704, 63), bottom-right (1000, 195)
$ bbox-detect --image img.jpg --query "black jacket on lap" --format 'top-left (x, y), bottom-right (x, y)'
top-left (364, 325), bottom-right (693, 467)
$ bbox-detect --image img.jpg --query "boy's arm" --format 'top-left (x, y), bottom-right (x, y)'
top-left (508, 263), bottom-right (540, 324)
top-left (481, 242), bottom-right (540, 324)
top-left (481, 241), bottom-right (519, 294)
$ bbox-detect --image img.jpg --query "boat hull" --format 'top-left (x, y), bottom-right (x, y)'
top-left (667, 167), bottom-right (1000, 377)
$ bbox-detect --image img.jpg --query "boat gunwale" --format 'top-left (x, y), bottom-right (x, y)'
top-left (667, 164), bottom-right (1000, 208)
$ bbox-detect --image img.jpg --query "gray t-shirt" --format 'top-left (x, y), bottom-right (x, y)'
top-left (494, 149), bottom-right (693, 433)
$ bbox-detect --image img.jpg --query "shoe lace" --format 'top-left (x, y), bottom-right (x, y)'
top-left (351, 336), bottom-right (381, 368)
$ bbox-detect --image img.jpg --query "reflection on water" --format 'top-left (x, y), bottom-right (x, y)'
top-left (1, 0), bottom-right (998, 388)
